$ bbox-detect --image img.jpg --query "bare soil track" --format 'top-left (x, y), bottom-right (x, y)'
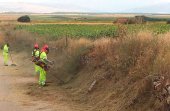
top-left (0, 55), bottom-right (79, 111)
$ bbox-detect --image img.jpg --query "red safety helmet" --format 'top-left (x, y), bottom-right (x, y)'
top-left (45, 47), bottom-right (49, 54)
top-left (41, 44), bottom-right (49, 53)
top-left (43, 44), bottom-right (48, 49)
top-left (34, 43), bottom-right (39, 49)
top-left (44, 45), bottom-right (49, 54)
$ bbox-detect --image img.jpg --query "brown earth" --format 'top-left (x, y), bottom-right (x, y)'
top-left (1, 29), bottom-right (85, 110)
top-left (0, 52), bottom-right (89, 111)
top-left (1, 24), bottom-right (170, 111)
top-left (0, 14), bottom-right (19, 21)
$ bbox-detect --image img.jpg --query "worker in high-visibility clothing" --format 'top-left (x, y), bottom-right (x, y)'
top-left (38, 45), bottom-right (53, 86)
top-left (3, 43), bottom-right (10, 66)
top-left (32, 43), bottom-right (40, 75)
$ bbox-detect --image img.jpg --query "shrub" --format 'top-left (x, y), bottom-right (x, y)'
top-left (167, 20), bottom-right (170, 24)
top-left (17, 15), bottom-right (31, 23)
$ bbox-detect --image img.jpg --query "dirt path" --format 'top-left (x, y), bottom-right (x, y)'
top-left (0, 56), bottom-right (74, 111)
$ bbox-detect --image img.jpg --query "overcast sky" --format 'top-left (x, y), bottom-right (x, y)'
top-left (0, 0), bottom-right (170, 13)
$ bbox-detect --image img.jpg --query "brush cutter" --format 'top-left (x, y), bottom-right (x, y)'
top-left (9, 52), bottom-right (17, 66)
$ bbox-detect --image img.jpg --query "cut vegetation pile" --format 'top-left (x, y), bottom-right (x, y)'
top-left (1, 24), bottom-right (170, 111)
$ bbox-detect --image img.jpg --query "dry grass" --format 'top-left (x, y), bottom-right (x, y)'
top-left (2, 24), bottom-right (170, 110)
top-left (0, 33), bottom-right (4, 44)
top-left (0, 14), bottom-right (19, 21)
top-left (3, 25), bottom-right (170, 79)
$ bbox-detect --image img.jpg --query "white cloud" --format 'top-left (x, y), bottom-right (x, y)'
top-left (0, 0), bottom-right (170, 13)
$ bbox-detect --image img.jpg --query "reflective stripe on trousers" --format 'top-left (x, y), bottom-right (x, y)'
top-left (3, 52), bottom-right (8, 65)
top-left (39, 67), bottom-right (46, 86)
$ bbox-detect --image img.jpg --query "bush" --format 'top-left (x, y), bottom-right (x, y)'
top-left (167, 20), bottom-right (170, 24)
top-left (17, 15), bottom-right (31, 23)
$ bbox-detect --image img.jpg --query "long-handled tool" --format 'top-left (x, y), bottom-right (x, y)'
top-left (9, 52), bottom-right (17, 66)
top-left (47, 61), bottom-right (65, 84)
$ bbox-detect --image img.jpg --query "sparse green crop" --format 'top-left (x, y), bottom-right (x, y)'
top-left (16, 23), bottom-right (170, 39)
top-left (16, 24), bottom-right (118, 39)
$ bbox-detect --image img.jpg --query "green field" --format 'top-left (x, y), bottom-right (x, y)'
top-left (126, 23), bottom-right (170, 35)
top-left (16, 23), bottom-right (170, 39)
top-left (16, 24), bottom-right (118, 39)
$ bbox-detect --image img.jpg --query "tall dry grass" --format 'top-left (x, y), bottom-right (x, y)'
top-left (2, 24), bottom-right (170, 110)
top-left (2, 24), bottom-right (170, 82)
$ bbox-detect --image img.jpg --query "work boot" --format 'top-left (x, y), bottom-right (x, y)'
top-left (39, 86), bottom-right (43, 89)
top-left (42, 82), bottom-right (46, 86)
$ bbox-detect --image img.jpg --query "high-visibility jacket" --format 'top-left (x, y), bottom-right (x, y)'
top-left (40, 51), bottom-right (47, 64)
top-left (3, 44), bottom-right (9, 53)
top-left (32, 49), bottom-right (40, 58)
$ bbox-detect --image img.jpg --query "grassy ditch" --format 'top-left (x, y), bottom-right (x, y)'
top-left (1, 24), bottom-right (170, 111)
